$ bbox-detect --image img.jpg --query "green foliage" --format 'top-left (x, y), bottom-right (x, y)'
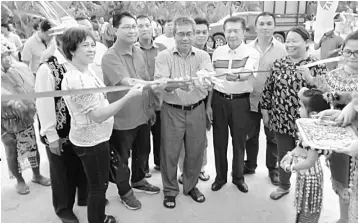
top-left (1, 1), bottom-right (355, 39)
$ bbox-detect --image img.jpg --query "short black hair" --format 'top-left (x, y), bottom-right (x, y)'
top-left (163, 19), bottom-right (173, 26)
top-left (40, 20), bottom-right (53, 32)
top-left (1, 23), bottom-right (10, 31)
top-left (342, 30), bottom-right (358, 50)
top-left (173, 17), bottom-right (195, 35)
top-left (299, 89), bottom-right (330, 114)
top-left (75, 17), bottom-right (90, 22)
top-left (194, 17), bottom-right (209, 29)
top-left (113, 11), bottom-right (136, 28)
top-left (33, 23), bottom-right (39, 30)
top-left (90, 15), bottom-right (97, 21)
top-left (288, 26), bottom-right (310, 41)
top-left (136, 15), bottom-right (150, 22)
top-left (61, 27), bottom-right (96, 61)
top-left (223, 16), bottom-right (246, 31)
top-left (254, 12), bottom-right (276, 26)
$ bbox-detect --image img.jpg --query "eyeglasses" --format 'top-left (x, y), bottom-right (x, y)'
top-left (176, 32), bottom-right (193, 38)
top-left (138, 24), bottom-right (151, 30)
top-left (342, 49), bottom-right (358, 58)
top-left (119, 25), bottom-right (138, 31)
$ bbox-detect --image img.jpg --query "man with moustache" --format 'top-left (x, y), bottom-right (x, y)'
top-left (101, 12), bottom-right (160, 211)
top-left (134, 15), bottom-right (161, 175)
top-left (177, 17), bottom-right (212, 184)
top-left (155, 16), bottom-right (213, 209)
top-left (207, 16), bottom-right (260, 193)
top-left (245, 12), bottom-right (287, 186)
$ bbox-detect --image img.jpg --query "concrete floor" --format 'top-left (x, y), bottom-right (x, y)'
top-left (1, 121), bottom-right (340, 223)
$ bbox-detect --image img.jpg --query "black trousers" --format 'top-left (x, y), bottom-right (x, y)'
top-left (145, 111), bottom-right (161, 172)
top-left (73, 141), bottom-right (110, 223)
top-left (110, 123), bottom-right (151, 184)
top-left (212, 91), bottom-right (250, 185)
top-left (245, 111), bottom-right (278, 173)
top-left (46, 142), bottom-right (87, 218)
top-left (274, 132), bottom-right (296, 190)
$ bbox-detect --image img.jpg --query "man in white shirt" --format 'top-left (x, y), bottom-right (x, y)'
top-left (1, 23), bottom-right (22, 51)
top-left (35, 33), bottom-right (86, 223)
top-left (22, 20), bottom-right (55, 74)
top-left (246, 12), bottom-right (287, 186)
top-left (207, 16), bottom-right (259, 193)
top-left (153, 19), bottom-right (176, 50)
top-left (98, 16), bottom-right (109, 43)
top-left (1, 23), bottom-right (23, 60)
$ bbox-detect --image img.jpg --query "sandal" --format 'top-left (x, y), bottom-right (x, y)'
top-left (16, 182), bottom-right (30, 195)
top-left (163, 196), bottom-right (176, 209)
top-left (188, 187), bottom-right (205, 203)
top-left (32, 175), bottom-right (51, 186)
top-left (199, 171), bottom-right (210, 181)
top-left (270, 188), bottom-right (289, 200)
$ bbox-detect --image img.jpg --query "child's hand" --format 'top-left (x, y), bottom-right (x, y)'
top-left (335, 102), bottom-right (356, 127)
top-left (280, 153), bottom-right (293, 168)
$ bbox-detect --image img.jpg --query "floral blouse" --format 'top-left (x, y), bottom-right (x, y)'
top-left (309, 66), bottom-right (358, 95)
top-left (260, 55), bottom-right (327, 137)
top-left (62, 66), bottom-right (114, 147)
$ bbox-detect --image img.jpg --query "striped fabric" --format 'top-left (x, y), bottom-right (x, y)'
top-left (295, 212), bottom-right (321, 223)
top-left (213, 57), bottom-right (249, 69)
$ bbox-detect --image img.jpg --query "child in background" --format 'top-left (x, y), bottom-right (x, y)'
top-left (280, 88), bottom-right (330, 223)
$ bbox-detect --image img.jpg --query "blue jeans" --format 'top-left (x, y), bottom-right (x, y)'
top-left (73, 141), bottom-right (109, 223)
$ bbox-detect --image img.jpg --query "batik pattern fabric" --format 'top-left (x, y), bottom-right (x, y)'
top-left (310, 68), bottom-right (358, 222)
top-left (293, 145), bottom-right (324, 223)
top-left (38, 56), bottom-right (71, 145)
top-left (11, 125), bottom-right (39, 178)
top-left (349, 99), bottom-right (358, 223)
top-left (260, 55), bottom-right (327, 137)
top-left (1, 64), bottom-right (38, 178)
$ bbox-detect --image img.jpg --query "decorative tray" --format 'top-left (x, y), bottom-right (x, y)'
top-left (296, 118), bottom-right (358, 151)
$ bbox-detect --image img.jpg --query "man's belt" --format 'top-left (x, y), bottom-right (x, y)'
top-left (214, 90), bottom-right (250, 100)
top-left (166, 99), bottom-right (204, 111)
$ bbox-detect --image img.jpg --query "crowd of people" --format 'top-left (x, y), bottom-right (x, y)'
top-left (1, 9), bottom-right (358, 223)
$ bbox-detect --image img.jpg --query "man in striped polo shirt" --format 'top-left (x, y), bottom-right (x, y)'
top-left (207, 16), bottom-right (259, 193)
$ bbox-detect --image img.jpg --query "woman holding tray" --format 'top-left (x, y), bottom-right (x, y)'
top-left (318, 92), bottom-right (358, 223)
top-left (260, 26), bottom-right (327, 200)
top-left (300, 31), bottom-right (358, 223)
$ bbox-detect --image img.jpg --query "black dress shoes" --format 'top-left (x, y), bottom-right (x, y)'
top-left (58, 211), bottom-right (79, 223)
top-left (235, 182), bottom-right (248, 193)
top-left (211, 181), bottom-right (226, 191)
